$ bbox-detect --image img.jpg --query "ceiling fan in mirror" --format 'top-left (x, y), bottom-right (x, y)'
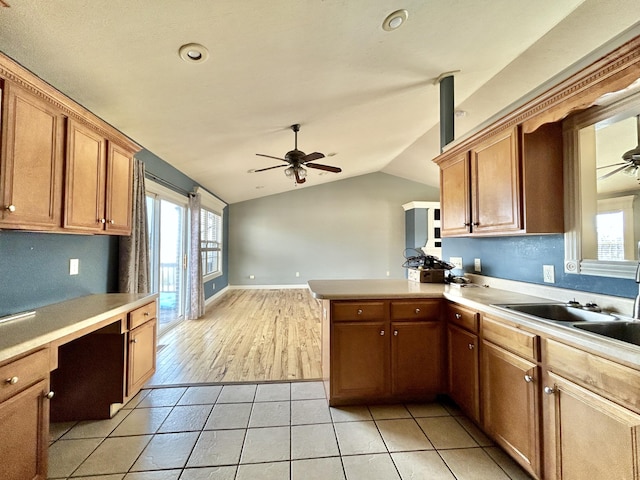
top-left (598, 114), bottom-right (640, 181)
top-left (253, 124), bottom-right (342, 184)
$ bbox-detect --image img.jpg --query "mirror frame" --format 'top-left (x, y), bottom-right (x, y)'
top-left (563, 89), bottom-right (640, 279)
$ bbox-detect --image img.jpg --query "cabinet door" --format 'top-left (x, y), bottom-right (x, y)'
top-left (331, 321), bottom-right (388, 400)
top-left (544, 371), bottom-right (640, 480)
top-left (0, 379), bottom-right (49, 480)
top-left (447, 323), bottom-right (479, 422)
top-left (482, 341), bottom-right (540, 477)
top-left (128, 318), bottom-right (157, 396)
top-left (470, 127), bottom-right (521, 234)
top-left (440, 152), bottom-right (471, 236)
top-left (0, 83), bottom-right (64, 229)
top-left (391, 321), bottom-right (443, 396)
top-left (105, 142), bottom-right (133, 235)
top-left (64, 119), bottom-right (106, 232)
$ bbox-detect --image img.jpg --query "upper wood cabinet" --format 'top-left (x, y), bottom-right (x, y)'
top-left (0, 53), bottom-right (139, 235)
top-left (437, 123), bottom-right (564, 237)
top-left (0, 83), bottom-right (65, 230)
top-left (64, 119), bottom-right (133, 235)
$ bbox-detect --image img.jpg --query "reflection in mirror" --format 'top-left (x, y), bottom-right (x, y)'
top-left (564, 82), bottom-right (640, 279)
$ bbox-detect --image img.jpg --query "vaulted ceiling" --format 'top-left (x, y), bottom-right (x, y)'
top-left (0, 1), bottom-right (638, 203)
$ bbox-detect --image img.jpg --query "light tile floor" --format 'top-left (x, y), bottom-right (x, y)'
top-left (48, 381), bottom-right (534, 480)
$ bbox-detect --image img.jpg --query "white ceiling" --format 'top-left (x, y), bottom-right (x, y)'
top-left (0, 1), bottom-right (639, 204)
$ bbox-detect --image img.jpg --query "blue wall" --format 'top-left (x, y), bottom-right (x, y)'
top-left (443, 235), bottom-right (637, 299)
top-left (0, 148), bottom-right (229, 317)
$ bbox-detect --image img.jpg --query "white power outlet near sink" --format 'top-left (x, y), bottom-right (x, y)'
top-left (543, 265), bottom-right (555, 283)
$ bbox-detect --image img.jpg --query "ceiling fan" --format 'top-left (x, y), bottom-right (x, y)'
top-left (597, 115), bottom-right (640, 181)
top-left (254, 124), bottom-right (342, 184)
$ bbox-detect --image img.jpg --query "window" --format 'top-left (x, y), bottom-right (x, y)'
top-left (596, 195), bottom-right (636, 261)
top-left (195, 186), bottom-right (226, 280)
top-left (201, 208), bottom-right (222, 277)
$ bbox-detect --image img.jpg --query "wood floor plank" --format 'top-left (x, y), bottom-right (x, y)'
top-left (147, 288), bottom-right (322, 385)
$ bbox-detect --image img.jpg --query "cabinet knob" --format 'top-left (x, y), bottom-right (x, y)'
top-left (144, 312), bottom-right (150, 316)
top-left (5, 204), bottom-right (16, 213)
top-left (455, 313), bottom-right (462, 320)
top-left (524, 374), bottom-right (533, 383)
top-left (544, 386), bottom-right (556, 395)
top-left (468, 343), bottom-right (475, 350)
top-left (414, 308), bottom-right (421, 314)
top-left (464, 222), bottom-right (471, 227)
top-left (6, 376), bottom-right (18, 385)
top-left (472, 222), bottom-right (480, 226)
top-left (99, 218), bottom-right (106, 224)
top-left (380, 330), bottom-right (385, 336)
top-left (357, 309), bottom-right (363, 315)
top-left (109, 219), bottom-right (115, 224)
top-left (131, 338), bottom-right (138, 344)
top-left (44, 391), bottom-right (55, 400)
top-left (393, 330), bottom-right (398, 336)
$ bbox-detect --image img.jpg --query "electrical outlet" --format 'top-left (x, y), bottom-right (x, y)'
top-left (295, 272), bottom-right (300, 277)
top-left (449, 257), bottom-right (463, 269)
top-left (386, 271), bottom-right (390, 277)
top-left (249, 274), bottom-right (255, 280)
top-left (474, 258), bottom-right (481, 272)
top-left (543, 265), bottom-right (555, 283)
top-left (69, 258), bottom-right (79, 275)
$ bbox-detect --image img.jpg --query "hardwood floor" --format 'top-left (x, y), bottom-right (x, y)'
top-left (147, 288), bottom-right (322, 385)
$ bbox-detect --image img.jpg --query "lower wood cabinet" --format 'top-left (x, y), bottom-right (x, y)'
top-left (482, 340), bottom-right (540, 477)
top-left (447, 323), bottom-right (480, 422)
top-left (127, 317), bottom-right (157, 396)
top-left (0, 349), bottom-right (51, 480)
top-left (325, 298), bottom-right (442, 405)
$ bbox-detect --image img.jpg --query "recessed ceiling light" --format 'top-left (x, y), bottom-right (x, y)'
top-left (382, 9), bottom-right (408, 31)
top-left (179, 43), bottom-right (209, 63)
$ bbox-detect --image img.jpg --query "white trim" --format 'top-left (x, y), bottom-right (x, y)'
top-left (195, 186), bottom-right (226, 214)
top-left (145, 179), bottom-right (189, 206)
top-left (229, 284), bottom-right (309, 290)
top-left (205, 285), bottom-right (229, 306)
top-left (402, 201), bottom-right (440, 211)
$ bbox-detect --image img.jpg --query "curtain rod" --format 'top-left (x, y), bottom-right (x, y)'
top-left (145, 171), bottom-right (194, 197)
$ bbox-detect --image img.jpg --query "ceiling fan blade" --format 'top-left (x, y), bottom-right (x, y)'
top-left (596, 162), bottom-right (626, 169)
top-left (301, 152), bottom-right (325, 163)
top-left (256, 153), bottom-right (287, 162)
top-left (253, 164), bottom-right (288, 172)
top-left (306, 162), bottom-right (342, 173)
top-left (598, 164), bottom-right (631, 180)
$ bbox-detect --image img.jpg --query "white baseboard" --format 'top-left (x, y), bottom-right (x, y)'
top-left (205, 286), bottom-right (230, 306)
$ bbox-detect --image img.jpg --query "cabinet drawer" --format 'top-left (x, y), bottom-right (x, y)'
top-left (332, 301), bottom-right (386, 321)
top-left (391, 300), bottom-right (441, 321)
top-left (483, 316), bottom-right (539, 362)
top-left (0, 348), bottom-right (49, 403)
top-left (545, 338), bottom-right (640, 413)
top-left (129, 301), bottom-right (157, 330)
top-left (446, 303), bottom-right (478, 332)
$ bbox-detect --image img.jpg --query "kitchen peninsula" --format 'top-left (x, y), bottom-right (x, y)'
top-left (0, 293), bottom-right (157, 480)
top-left (309, 278), bottom-right (640, 480)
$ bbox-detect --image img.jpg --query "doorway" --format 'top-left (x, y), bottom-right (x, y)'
top-left (146, 182), bottom-right (189, 335)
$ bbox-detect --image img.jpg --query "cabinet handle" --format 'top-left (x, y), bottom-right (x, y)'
top-left (109, 219), bottom-right (115, 224)
top-left (524, 374), bottom-right (533, 383)
top-left (99, 218), bottom-right (106, 224)
top-left (131, 338), bottom-right (139, 343)
top-left (380, 330), bottom-right (385, 336)
top-left (44, 391), bottom-right (55, 400)
top-left (414, 308), bottom-right (421, 314)
top-left (544, 386), bottom-right (556, 395)
top-left (5, 204), bottom-right (16, 213)
top-left (472, 222), bottom-right (480, 226)
top-left (144, 312), bottom-right (150, 316)
top-left (357, 309), bottom-right (363, 315)
top-left (464, 222), bottom-right (471, 226)
top-left (394, 330), bottom-right (398, 336)
top-left (454, 313), bottom-right (462, 320)
top-left (6, 376), bottom-right (18, 385)
top-left (468, 343), bottom-right (475, 350)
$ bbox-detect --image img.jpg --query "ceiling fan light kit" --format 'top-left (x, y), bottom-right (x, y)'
top-left (598, 115), bottom-right (640, 182)
top-left (254, 124), bottom-right (342, 185)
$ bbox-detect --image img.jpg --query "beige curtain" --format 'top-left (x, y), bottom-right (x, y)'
top-left (187, 192), bottom-right (205, 319)
top-left (119, 159), bottom-right (150, 294)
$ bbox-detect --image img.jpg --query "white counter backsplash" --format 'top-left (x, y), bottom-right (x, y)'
top-left (466, 273), bottom-right (635, 316)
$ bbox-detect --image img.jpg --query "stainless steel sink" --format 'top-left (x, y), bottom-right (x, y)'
top-left (493, 303), bottom-right (616, 323)
top-left (573, 322), bottom-right (640, 346)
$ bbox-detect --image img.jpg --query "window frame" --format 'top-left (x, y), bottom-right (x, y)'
top-left (195, 187), bottom-right (226, 282)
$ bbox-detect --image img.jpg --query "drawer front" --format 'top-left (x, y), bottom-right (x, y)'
top-left (482, 316), bottom-right (539, 362)
top-left (545, 338), bottom-right (640, 413)
top-left (447, 303), bottom-right (479, 332)
top-left (0, 348), bottom-right (49, 403)
top-left (332, 301), bottom-right (386, 321)
top-left (390, 300), bottom-right (441, 321)
top-left (129, 301), bottom-right (157, 330)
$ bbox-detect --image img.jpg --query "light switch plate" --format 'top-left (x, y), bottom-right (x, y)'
top-left (449, 257), bottom-right (463, 270)
top-left (474, 258), bottom-right (481, 272)
top-left (69, 258), bottom-right (79, 275)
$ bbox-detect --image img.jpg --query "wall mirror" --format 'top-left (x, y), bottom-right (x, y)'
top-left (564, 80), bottom-right (640, 279)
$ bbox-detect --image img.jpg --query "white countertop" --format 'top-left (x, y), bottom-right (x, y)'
top-left (0, 293), bottom-right (157, 364)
